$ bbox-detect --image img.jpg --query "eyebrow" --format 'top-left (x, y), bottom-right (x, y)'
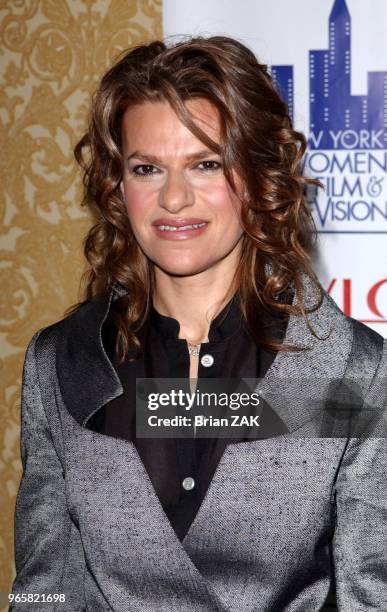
top-left (126, 149), bottom-right (219, 164)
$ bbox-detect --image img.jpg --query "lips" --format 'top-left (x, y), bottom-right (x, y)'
top-left (151, 217), bottom-right (209, 240)
top-left (152, 218), bottom-right (208, 230)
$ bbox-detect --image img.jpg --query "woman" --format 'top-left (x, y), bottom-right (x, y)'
top-left (10, 36), bottom-right (386, 611)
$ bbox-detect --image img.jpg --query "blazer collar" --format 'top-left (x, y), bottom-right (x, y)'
top-left (56, 281), bottom-right (127, 428)
top-left (56, 276), bottom-right (352, 434)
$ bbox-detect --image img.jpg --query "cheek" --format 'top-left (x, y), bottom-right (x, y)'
top-left (122, 184), bottom-right (150, 224)
top-left (207, 184), bottom-right (243, 227)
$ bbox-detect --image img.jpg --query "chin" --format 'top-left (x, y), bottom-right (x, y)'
top-left (153, 256), bottom-right (214, 278)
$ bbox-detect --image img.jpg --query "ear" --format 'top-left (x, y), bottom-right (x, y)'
top-left (119, 178), bottom-right (126, 202)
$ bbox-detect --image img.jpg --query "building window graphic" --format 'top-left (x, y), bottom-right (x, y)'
top-left (270, 65), bottom-right (294, 121)
top-left (271, 0), bottom-right (387, 150)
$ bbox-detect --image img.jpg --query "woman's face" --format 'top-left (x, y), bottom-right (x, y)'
top-left (120, 98), bottom-right (245, 277)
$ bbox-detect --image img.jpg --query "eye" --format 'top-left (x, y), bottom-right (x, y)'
top-left (197, 160), bottom-right (222, 172)
top-left (131, 164), bottom-right (160, 177)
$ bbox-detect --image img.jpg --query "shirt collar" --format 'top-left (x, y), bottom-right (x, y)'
top-left (149, 292), bottom-right (243, 343)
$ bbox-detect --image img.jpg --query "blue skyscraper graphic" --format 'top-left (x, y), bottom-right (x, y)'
top-left (272, 0), bottom-right (387, 150)
top-left (270, 66), bottom-right (294, 122)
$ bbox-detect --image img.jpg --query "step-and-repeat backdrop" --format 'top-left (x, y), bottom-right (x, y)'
top-left (164, 0), bottom-right (387, 336)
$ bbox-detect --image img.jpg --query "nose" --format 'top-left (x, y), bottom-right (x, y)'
top-left (159, 169), bottom-right (195, 213)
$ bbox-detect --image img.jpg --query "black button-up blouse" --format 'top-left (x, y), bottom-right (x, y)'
top-left (94, 292), bottom-right (289, 542)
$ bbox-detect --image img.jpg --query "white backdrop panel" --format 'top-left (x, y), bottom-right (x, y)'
top-left (163, 0), bottom-right (387, 336)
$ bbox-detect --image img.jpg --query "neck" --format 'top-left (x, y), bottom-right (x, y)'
top-left (152, 261), bottom-right (239, 345)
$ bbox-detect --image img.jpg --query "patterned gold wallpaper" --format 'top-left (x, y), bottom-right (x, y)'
top-left (0, 0), bottom-right (162, 604)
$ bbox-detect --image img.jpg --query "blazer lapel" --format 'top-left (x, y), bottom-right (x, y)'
top-left (56, 282), bottom-right (126, 428)
top-left (256, 274), bottom-right (353, 435)
top-left (57, 385), bottom-right (235, 612)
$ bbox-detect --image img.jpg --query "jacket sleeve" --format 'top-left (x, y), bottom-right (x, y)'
top-left (10, 330), bottom-right (86, 612)
top-left (332, 340), bottom-right (387, 611)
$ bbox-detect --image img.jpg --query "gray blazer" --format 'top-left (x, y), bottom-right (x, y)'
top-left (10, 276), bottom-right (387, 612)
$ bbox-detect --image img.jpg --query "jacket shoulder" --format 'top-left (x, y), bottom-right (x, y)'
top-left (322, 290), bottom-right (384, 355)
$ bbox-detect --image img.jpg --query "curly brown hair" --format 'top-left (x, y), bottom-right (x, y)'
top-left (69, 35), bottom-right (323, 365)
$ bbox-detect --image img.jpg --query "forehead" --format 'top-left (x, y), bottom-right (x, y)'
top-left (121, 98), bottom-right (221, 146)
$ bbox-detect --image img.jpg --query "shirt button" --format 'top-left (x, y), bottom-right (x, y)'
top-left (182, 476), bottom-right (195, 491)
top-left (201, 354), bottom-right (214, 367)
